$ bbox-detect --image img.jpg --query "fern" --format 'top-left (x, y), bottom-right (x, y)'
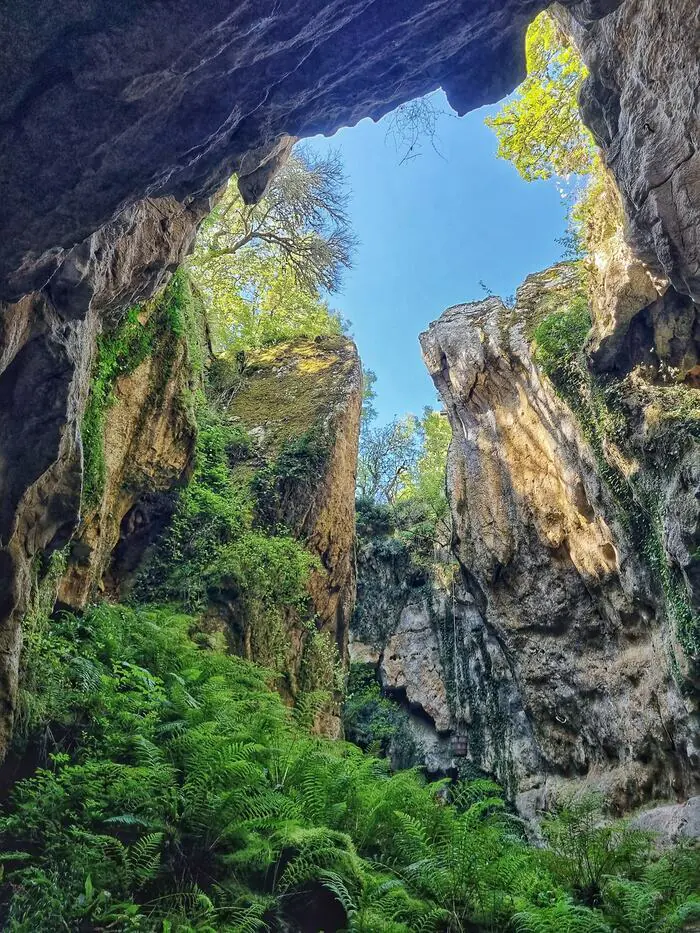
top-left (2, 603), bottom-right (698, 931)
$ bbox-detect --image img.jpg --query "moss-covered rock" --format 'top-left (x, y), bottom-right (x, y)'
top-left (225, 336), bottom-right (363, 734)
top-left (58, 271), bottom-right (200, 609)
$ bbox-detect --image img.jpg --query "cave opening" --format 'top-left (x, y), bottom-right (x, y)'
top-left (1, 2), bottom-right (700, 929)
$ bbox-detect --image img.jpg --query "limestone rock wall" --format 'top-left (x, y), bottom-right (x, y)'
top-left (57, 304), bottom-right (197, 609)
top-left (0, 197), bottom-right (207, 753)
top-left (0, 0), bottom-right (699, 780)
top-left (560, 0), bottom-right (700, 303)
top-left (226, 336), bottom-right (362, 717)
top-left (419, 266), bottom-right (699, 812)
top-left (351, 536), bottom-right (540, 793)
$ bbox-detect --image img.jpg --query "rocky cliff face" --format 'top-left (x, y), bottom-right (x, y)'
top-left (350, 535), bottom-right (538, 791)
top-left (0, 199), bottom-right (208, 753)
top-left (57, 283), bottom-right (198, 609)
top-left (419, 263), bottom-right (699, 813)
top-left (222, 336), bottom-right (362, 730)
top-left (559, 0), bottom-right (700, 304)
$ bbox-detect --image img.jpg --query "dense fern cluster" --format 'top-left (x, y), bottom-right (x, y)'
top-left (2, 604), bottom-right (698, 932)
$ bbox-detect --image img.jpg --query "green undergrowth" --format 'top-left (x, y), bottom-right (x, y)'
top-left (127, 301), bottom-right (342, 702)
top-left (131, 398), bottom-right (319, 678)
top-left (5, 603), bottom-right (699, 932)
top-left (343, 664), bottom-right (418, 766)
top-left (82, 271), bottom-right (195, 510)
top-left (251, 426), bottom-right (331, 529)
top-left (532, 299), bottom-right (700, 658)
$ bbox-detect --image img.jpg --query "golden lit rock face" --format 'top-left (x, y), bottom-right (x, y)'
top-left (228, 336), bottom-right (362, 736)
top-left (477, 355), bottom-right (619, 584)
top-left (421, 273), bottom-right (699, 812)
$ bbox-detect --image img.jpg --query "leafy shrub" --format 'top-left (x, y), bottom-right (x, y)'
top-left (343, 664), bottom-right (401, 755)
top-left (355, 497), bottom-right (395, 540)
top-left (134, 404), bottom-right (317, 621)
top-left (532, 297), bottom-right (591, 381)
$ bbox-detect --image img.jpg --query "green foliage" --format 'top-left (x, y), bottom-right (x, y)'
top-left (357, 407), bottom-right (452, 571)
top-left (82, 270), bottom-right (194, 509)
top-left (485, 13), bottom-right (594, 182)
top-left (395, 409), bottom-right (453, 550)
top-left (356, 415), bottom-right (418, 505)
top-left (538, 793), bottom-right (652, 905)
top-left (134, 403), bottom-right (317, 628)
top-left (361, 369), bottom-right (378, 427)
top-left (343, 664), bottom-right (403, 755)
top-left (485, 13), bottom-right (623, 266)
top-left (6, 606), bottom-right (698, 931)
top-left (15, 548), bottom-right (69, 741)
top-left (532, 296), bottom-right (592, 380)
top-left (188, 148), bottom-right (352, 357)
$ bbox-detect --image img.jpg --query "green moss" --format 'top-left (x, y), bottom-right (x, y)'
top-left (251, 425), bottom-right (331, 527)
top-left (81, 269), bottom-right (198, 510)
top-left (227, 336), bottom-right (356, 457)
top-left (133, 402), bottom-right (317, 627)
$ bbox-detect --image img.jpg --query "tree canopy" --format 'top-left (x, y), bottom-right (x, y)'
top-left (357, 404), bottom-right (453, 549)
top-left (188, 146), bottom-right (355, 355)
top-left (485, 12), bottom-right (595, 182)
top-left (356, 416), bottom-right (418, 505)
top-left (397, 408), bottom-right (452, 547)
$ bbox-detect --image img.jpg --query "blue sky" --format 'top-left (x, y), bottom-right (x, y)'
top-left (309, 91), bottom-right (569, 424)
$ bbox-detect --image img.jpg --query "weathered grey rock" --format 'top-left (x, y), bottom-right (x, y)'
top-left (631, 796), bottom-right (700, 843)
top-left (420, 274), bottom-right (699, 811)
top-left (380, 603), bottom-right (451, 733)
top-left (0, 0), bottom-right (604, 302)
top-left (561, 0), bottom-right (700, 302)
top-left (351, 537), bottom-right (541, 794)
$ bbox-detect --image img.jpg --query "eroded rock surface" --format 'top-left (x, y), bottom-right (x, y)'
top-left (0, 197), bottom-right (206, 752)
top-left (562, 0), bottom-right (700, 302)
top-left (631, 796), bottom-right (700, 843)
top-left (351, 534), bottom-right (540, 792)
top-left (420, 269), bottom-right (699, 811)
top-left (58, 294), bottom-right (197, 609)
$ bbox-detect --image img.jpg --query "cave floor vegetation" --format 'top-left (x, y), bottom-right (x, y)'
top-left (0, 602), bottom-right (698, 933)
